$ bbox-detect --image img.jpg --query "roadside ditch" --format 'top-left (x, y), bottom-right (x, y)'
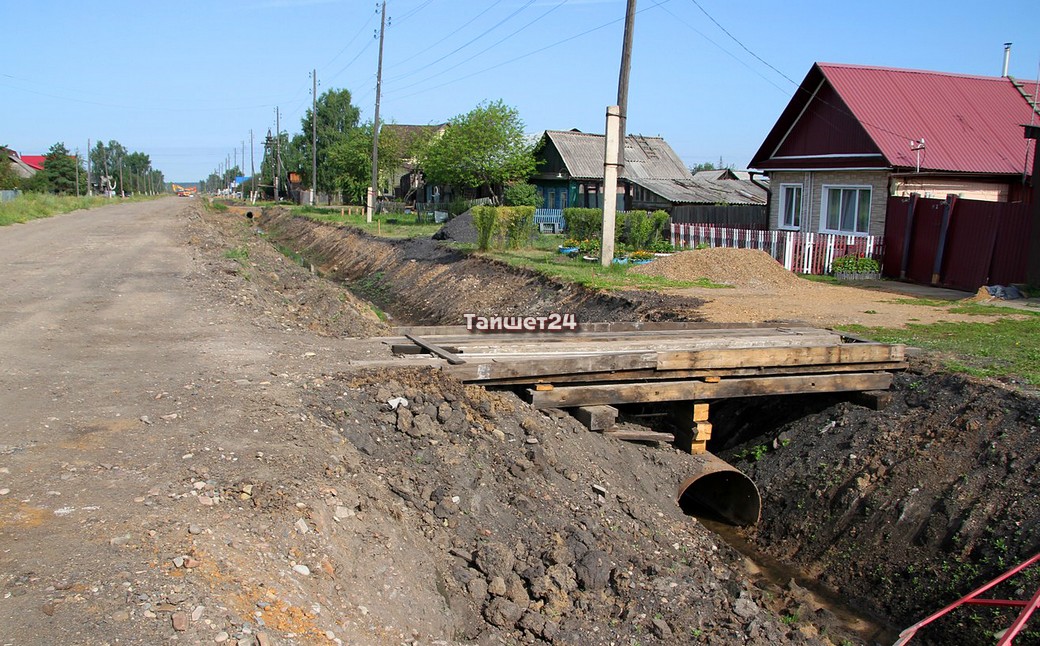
top-left (252, 208), bottom-right (1040, 645)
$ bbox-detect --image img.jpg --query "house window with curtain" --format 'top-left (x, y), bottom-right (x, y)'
top-left (779, 184), bottom-right (802, 229)
top-left (821, 185), bottom-right (871, 235)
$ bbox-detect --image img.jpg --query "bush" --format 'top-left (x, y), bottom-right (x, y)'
top-left (500, 206), bottom-right (535, 249)
top-left (563, 208), bottom-right (602, 240)
top-left (503, 182), bottom-right (540, 207)
top-left (832, 254), bottom-right (880, 274)
top-left (447, 197), bottom-right (471, 217)
top-left (473, 205), bottom-right (498, 250)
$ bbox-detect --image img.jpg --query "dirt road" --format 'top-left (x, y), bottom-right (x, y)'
top-left (0, 198), bottom-right (384, 643)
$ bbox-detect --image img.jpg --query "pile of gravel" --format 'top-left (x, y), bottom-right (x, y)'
top-left (432, 210), bottom-right (477, 243)
top-left (631, 248), bottom-right (801, 289)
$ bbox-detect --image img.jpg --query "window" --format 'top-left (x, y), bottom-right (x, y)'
top-left (779, 184), bottom-right (802, 229)
top-left (821, 186), bottom-right (871, 235)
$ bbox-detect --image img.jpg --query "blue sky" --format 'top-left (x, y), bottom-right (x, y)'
top-left (4, 0), bottom-right (1039, 183)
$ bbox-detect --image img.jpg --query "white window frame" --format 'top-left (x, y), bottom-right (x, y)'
top-left (778, 183), bottom-right (803, 230)
top-left (819, 184), bottom-right (872, 235)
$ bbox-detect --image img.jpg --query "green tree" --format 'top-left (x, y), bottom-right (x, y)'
top-left (39, 142), bottom-right (79, 194)
top-left (503, 182), bottom-right (539, 207)
top-left (0, 148), bottom-right (20, 190)
top-left (325, 122), bottom-right (404, 204)
top-left (300, 88), bottom-right (362, 195)
top-left (419, 100), bottom-right (536, 201)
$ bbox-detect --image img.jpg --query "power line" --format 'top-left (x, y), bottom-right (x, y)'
top-left (382, 0), bottom-right (505, 78)
top-left (385, 0), bottom-right (539, 85)
top-left (317, 11), bottom-right (377, 75)
top-left (394, 0), bottom-right (434, 24)
top-left (386, 0), bottom-right (671, 102)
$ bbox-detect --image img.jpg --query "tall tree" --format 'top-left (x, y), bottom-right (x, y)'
top-left (300, 88), bottom-right (362, 196)
top-left (0, 147), bottom-right (20, 190)
top-left (41, 142), bottom-right (79, 194)
top-left (419, 100), bottom-right (536, 201)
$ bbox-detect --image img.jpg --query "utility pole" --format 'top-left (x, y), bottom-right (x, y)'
top-left (275, 107), bottom-right (281, 202)
top-left (368, 0), bottom-right (387, 223)
top-left (86, 139), bottom-right (92, 196)
top-left (118, 156), bottom-right (124, 198)
top-left (600, 0), bottom-right (636, 267)
top-left (311, 68), bottom-right (318, 206)
top-left (250, 129), bottom-right (256, 201)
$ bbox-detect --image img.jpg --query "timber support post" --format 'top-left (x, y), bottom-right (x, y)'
top-left (670, 402), bottom-right (711, 453)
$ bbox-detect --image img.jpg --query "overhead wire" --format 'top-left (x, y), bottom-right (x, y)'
top-left (382, 0), bottom-right (505, 77)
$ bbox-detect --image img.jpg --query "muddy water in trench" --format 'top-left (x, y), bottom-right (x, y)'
top-left (698, 517), bottom-right (900, 644)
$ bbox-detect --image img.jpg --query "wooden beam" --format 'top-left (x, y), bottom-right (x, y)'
top-left (527, 372), bottom-right (895, 408)
top-left (572, 405), bottom-right (619, 431)
top-left (389, 321), bottom-right (802, 337)
top-left (403, 334), bottom-right (466, 365)
top-left (443, 352), bottom-right (657, 381)
top-left (656, 343), bottom-right (904, 371)
top-left (602, 429), bottom-right (674, 443)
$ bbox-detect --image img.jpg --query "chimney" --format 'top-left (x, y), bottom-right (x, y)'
top-left (1002, 42), bottom-right (1012, 77)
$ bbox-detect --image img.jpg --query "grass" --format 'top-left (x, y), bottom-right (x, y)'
top-left (291, 204), bottom-right (442, 238)
top-left (0, 192), bottom-right (159, 226)
top-left (840, 308), bottom-right (1040, 384)
top-left (223, 246), bottom-right (249, 264)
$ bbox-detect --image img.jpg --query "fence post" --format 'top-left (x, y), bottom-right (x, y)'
top-left (900, 193), bottom-right (918, 279)
top-left (931, 194), bottom-right (957, 285)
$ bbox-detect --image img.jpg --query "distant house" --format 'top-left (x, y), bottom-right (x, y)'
top-left (532, 129), bottom-right (761, 213)
top-left (750, 62), bottom-right (1039, 237)
top-left (380, 123), bottom-right (447, 203)
top-left (3, 148), bottom-right (40, 179)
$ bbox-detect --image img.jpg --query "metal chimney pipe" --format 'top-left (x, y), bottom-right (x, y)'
top-left (1002, 42), bottom-right (1012, 77)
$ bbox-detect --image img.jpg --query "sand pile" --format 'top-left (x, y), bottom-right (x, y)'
top-left (631, 247), bottom-right (803, 289)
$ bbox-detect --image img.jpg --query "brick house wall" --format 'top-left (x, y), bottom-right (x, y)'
top-left (768, 169), bottom-right (890, 237)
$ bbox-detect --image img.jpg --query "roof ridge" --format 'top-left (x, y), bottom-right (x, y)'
top-left (817, 61), bottom-right (1017, 83)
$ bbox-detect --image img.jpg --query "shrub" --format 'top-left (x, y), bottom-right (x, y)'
top-left (832, 254), bottom-right (880, 274)
top-left (503, 182), bottom-right (540, 207)
top-left (473, 205), bottom-right (498, 250)
top-left (563, 208), bottom-right (602, 240)
top-left (500, 206), bottom-right (535, 249)
top-left (447, 197), bottom-right (471, 217)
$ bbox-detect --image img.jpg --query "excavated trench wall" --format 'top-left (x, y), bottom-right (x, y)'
top-left (258, 209), bottom-right (679, 326)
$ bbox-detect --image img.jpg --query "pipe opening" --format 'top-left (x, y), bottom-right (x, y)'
top-left (677, 453), bottom-right (761, 527)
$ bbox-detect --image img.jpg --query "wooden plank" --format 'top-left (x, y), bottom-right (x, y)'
top-left (391, 343), bottom-right (462, 356)
top-left (528, 372), bottom-right (895, 408)
top-left (451, 333), bottom-right (844, 357)
top-left (852, 389), bottom-right (894, 410)
top-left (442, 352), bottom-right (657, 381)
top-left (572, 405), bottom-right (619, 431)
top-left (404, 334), bottom-right (466, 365)
top-left (448, 361), bottom-right (909, 386)
top-left (602, 429), bottom-right (675, 442)
top-left (656, 343), bottom-right (904, 371)
top-left (390, 321), bottom-right (803, 337)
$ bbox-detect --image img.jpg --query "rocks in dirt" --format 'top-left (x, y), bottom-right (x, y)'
top-left (650, 617), bottom-right (673, 639)
top-left (475, 541), bottom-right (514, 581)
top-left (172, 611), bottom-right (189, 631)
top-left (574, 549), bottom-right (612, 591)
top-left (483, 597), bottom-right (524, 628)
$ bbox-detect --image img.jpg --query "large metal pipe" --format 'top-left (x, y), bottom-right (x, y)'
top-left (1002, 42), bottom-right (1012, 77)
top-left (677, 452), bottom-right (761, 526)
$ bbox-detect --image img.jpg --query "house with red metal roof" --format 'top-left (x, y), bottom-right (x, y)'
top-left (750, 63), bottom-right (1040, 237)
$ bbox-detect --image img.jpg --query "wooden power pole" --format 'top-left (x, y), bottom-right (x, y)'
top-left (600, 0), bottom-right (637, 267)
top-left (275, 107), bottom-right (281, 202)
top-left (312, 69), bottom-right (318, 206)
top-left (368, 0), bottom-right (387, 223)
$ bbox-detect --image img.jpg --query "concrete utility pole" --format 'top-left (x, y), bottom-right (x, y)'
top-left (86, 139), bottom-right (92, 196)
top-left (600, 0), bottom-right (637, 267)
top-left (368, 0), bottom-right (387, 223)
top-left (118, 156), bottom-right (124, 198)
top-left (275, 107), bottom-right (281, 201)
top-left (75, 148), bottom-right (80, 197)
top-left (311, 68), bottom-right (318, 206)
top-left (250, 129), bottom-right (256, 201)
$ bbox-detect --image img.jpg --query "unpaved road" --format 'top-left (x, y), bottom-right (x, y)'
top-left (0, 198), bottom-right (383, 643)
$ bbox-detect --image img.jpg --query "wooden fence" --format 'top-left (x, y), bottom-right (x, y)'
top-left (670, 204), bottom-right (768, 230)
top-left (670, 224), bottom-right (884, 275)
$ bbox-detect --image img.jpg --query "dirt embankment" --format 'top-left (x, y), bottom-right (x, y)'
top-left (715, 362), bottom-right (1040, 645)
top-left (257, 209), bottom-right (706, 326)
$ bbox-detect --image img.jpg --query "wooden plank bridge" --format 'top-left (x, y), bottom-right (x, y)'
top-left (375, 322), bottom-right (907, 453)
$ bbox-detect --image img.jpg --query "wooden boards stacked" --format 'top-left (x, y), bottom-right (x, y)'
top-left (378, 322), bottom-right (907, 409)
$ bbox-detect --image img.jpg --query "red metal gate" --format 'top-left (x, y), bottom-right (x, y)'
top-left (884, 195), bottom-right (1032, 291)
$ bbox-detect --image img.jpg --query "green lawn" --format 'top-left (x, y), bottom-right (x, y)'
top-left (292, 204), bottom-right (443, 238)
top-left (841, 308), bottom-right (1040, 385)
top-left (0, 193), bottom-right (160, 226)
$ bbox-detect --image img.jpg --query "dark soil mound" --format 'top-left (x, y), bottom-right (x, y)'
top-left (432, 210), bottom-right (478, 244)
top-left (719, 362), bottom-right (1040, 645)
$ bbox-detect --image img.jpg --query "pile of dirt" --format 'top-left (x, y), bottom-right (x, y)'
top-left (631, 248), bottom-right (804, 289)
top-left (300, 367), bottom-right (860, 644)
top-left (432, 210), bottom-right (478, 244)
top-left (717, 363), bottom-right (1040, 645)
